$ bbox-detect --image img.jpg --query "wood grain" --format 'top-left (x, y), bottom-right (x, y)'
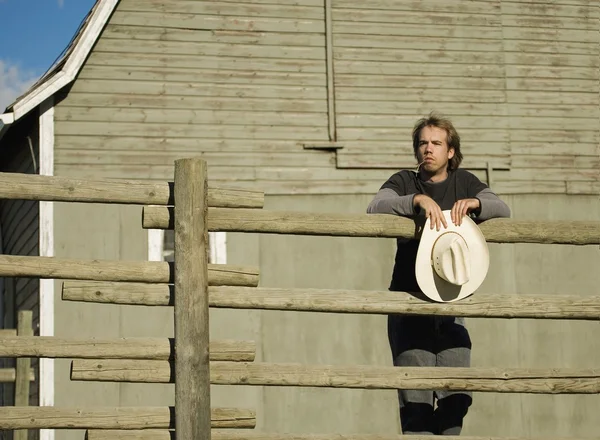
top-left (70, 360), bottom-right (600, 394)
top-left (0, 255), bottom-right (259, 286)
top-left (0, 337), bottom-right (255, 361)
top-left (0, 407), bottom-right (255, 429)
top-left (173, 158), bottom-right (211, 440)
top-left (142, 207), bottom-right (600, 245)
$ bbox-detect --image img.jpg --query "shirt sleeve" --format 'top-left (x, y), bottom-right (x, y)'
top-left (366, 171), bottom-right (416, 216)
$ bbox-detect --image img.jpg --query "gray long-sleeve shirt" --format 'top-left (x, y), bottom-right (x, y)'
top-left (367, 187), bottom-right (511, 220)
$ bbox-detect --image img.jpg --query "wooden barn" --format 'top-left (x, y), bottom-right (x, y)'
top-left (0, 1), bottom-right (598, 439)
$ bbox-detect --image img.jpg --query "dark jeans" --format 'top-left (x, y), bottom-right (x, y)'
top-left (388, 314), bottom-right (473, 435)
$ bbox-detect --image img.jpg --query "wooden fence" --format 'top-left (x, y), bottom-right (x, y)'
top-left (0, 310), bottom-right (34, 440)
top-left (0, 158), bottom-right (598, 440)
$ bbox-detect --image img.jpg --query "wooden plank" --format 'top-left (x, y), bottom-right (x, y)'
top-left (333, 8), bottom-right (500, 26)
top-left (337, 128), bottom-right (509, 142)
top-left (63, 282), bottom-right (600, 319)
top-left (500, 28), bottom-right (597, 43)
top-left (191, 0), bottom-right (324, 5)
top-left (102, 24), bottom-right (326, 47)
top-left (567, 181), bottom-right (600, 195)
top-left (0, 337), bottom-right (255, 361)
top-left (85, 431), bottom-right (600, 440)
top-left (502, 2), bottom-right (599, 19)
top-left (507, 78), bottom-right (597, 93)
top-left (14, 310), bottom-right (33, 440)
top-left (510, 142), bottom-right (598, 156)
top-left (334, 47), bottom-right (503, 64)
top-left (78, 65), bottom-right (326, 86)
top-left (54, 136), bottom-right (314, 153)
top-left (334, 60), bottom-right (503, 77)
top-left (53, 165), bottom-right (255, 182)
top-left (173, 159), bottom-right (210, 440)
top-left (493, 180), bottom-right (567, 195)
top-left (335, 74), bottom-right (506, 90)
top-left (111, 11), bottom-right (324, 33)
top-left (62, 92), bottom-right (328, 112)
top-left (337, 114), bottom-right (511, 130)
top-left (503, 39), bottom-right (597, 55)
top-left (504, 116), bottom-right (598, 130)
top-left (86, 51), bottom-right (326, 73)
top-left (0, 172), bottom-right (264, 207)
top-left (0, 368), bottom-right (34, 383)
top-left (55, 150), bottom-right (334, 168)
top-left (509, 129), bottom-right (597, 144)
top-left (506, 65), bottom-right (598, 80)
top-left (0, 329), bottom-right (17, 337)
top-left (336, 153), bottom-right (510, 171)
top-left (0, 255), bottom-right (259, 286)
top-left (55, 107), bottom-right (328, 127)
top-left (55, 122), bottom-right (328, 141)
top-left (501, 15), bottom-right (597, 31)
top-left (332, 22), bottom-right (503, 39)
top-left (142, 207), bottom-right (600, 245)
top-left (336, 89), bottom-right (507, 104)
top-left (94, 38), bottom-right (325, 60)
top-left (506, 91), bottom-right (599, 106)
top-left (512, 155), bottom-right (600, 169)
top-left (334, 0), bottom-right (499, 14)
top-left (69, 79), bottom-right (326, 100)
top-left (504, 52), bottom-right (598, 68)
top-left (254, 167), bottom-right (396, 181)
top-left (118, 0), bottom-right (325, 19)
top-left (0, 407), bottom-right (255, 429)
top-left (72, 360), bottom-right (600, 393)
top-left (507, 104), bottom-right (598, 118)
top-left (334, 34), bottom-right (503, 52)
top-left (505, 168), bottom-right (599, 182)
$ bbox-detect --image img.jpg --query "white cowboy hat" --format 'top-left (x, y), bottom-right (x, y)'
top-left (415, 210), bottom-right (489, 303)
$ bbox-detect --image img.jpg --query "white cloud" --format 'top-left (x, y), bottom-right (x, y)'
top-left (0, 59), bottom-right (39, 111)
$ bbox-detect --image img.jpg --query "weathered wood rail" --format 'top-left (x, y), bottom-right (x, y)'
top-left (0, 337), bottom-right (255, 361)
top-left (70, 360), bottom-right (600, 394)
top-left (142, 206), bottom-right (600, 245)
top-left (0, 406), bottom-right (255, 429)
top-left (0, 159), bottom-right (597, 440)
top-left (85, 432), bottom-right (600, 440)
top-left (62, 282), bottom-right (600, 320)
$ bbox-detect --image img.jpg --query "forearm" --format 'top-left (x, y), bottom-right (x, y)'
top-left (367, 188), bottom-right (416, 216)
top-left (475, 188), bottom-right (511, 220)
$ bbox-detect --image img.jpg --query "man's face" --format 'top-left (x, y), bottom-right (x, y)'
top-left (416, 125), bottom-right (455, 175)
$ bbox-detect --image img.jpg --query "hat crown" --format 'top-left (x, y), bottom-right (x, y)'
top-left (431, 232), bottom-right (471, 286)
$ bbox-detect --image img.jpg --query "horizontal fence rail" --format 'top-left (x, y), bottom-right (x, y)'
top-left (0, 255), bottom-right (258, 286)
top-left (0, 337), bottom-right (255, 361)
top-left (61, 282), bottom-right (600, 320)
top-left (0, 407), bottom-right (255, 429)
top-left (85, 431), bottom-right (600, 440)
top-left (0, 172), bottom-right (264, 207)
top-left (142, 207), bottom-right (600, 245)
top-left (0, 369), bottom-right (34, 383)
top-left (70, 361), bottom-right (600, 394)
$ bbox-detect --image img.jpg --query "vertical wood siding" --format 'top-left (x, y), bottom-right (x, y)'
top-left (0, 113), bottom-right (40, 414)
top-left (53, 0), bottom-right (599, 195)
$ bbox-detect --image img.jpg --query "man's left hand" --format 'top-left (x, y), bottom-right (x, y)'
top-left (451, 198), bottom-right (480, 226)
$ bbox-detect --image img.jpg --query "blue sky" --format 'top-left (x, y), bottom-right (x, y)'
top-left (0, 0), bottom-right (96, 110)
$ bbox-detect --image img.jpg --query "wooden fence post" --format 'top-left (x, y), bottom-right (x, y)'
top-left (174, 159), bottom-right (210, 440)
top-left (15, 310), bottom-right (33, 440)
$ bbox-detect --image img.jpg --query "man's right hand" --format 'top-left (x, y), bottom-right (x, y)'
top-left (413, 194), bottom-right (447, 231)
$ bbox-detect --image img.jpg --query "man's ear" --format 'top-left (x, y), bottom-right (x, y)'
top-left (448, 148), bottom-right (455, 160)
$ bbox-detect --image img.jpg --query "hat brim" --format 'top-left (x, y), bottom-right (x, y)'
top-left (415, 210), bottom-right (489, 303)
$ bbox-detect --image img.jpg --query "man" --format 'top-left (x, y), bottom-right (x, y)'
top-left (367, 113), bottom-right (510, 435)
